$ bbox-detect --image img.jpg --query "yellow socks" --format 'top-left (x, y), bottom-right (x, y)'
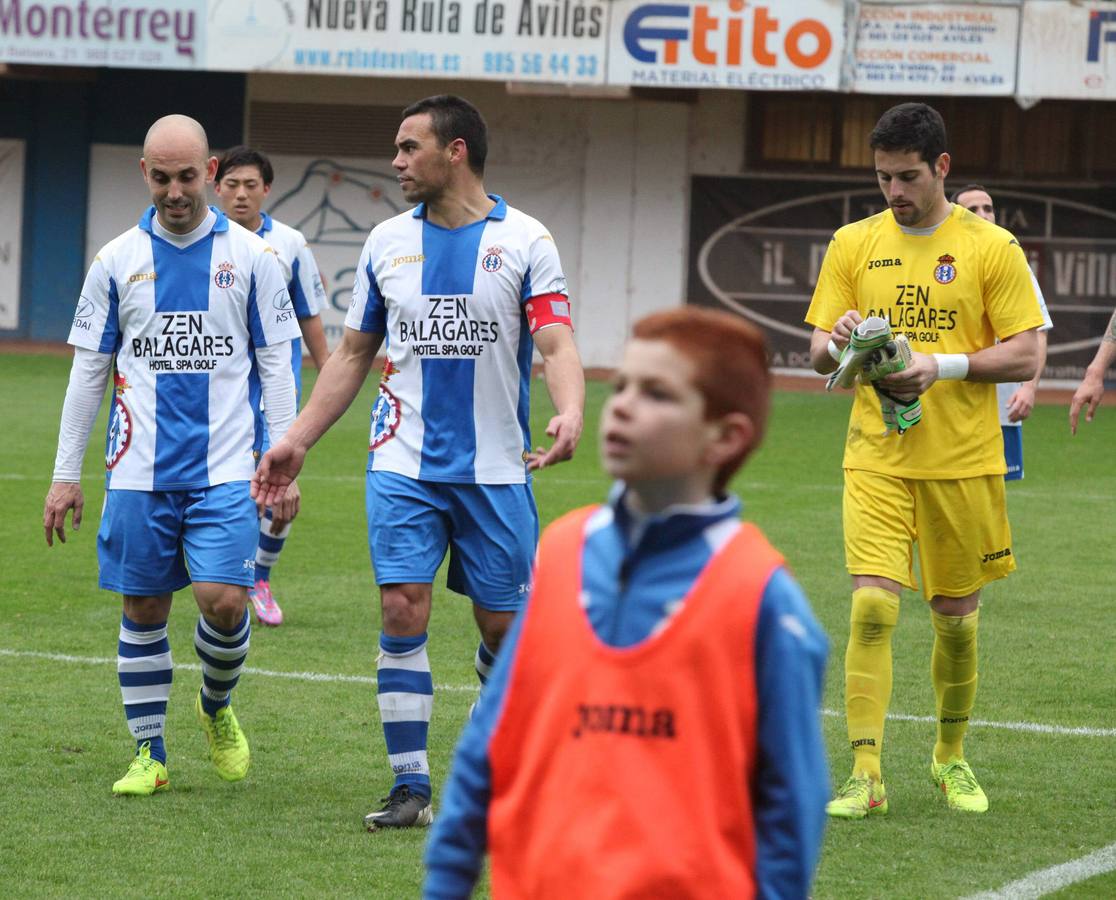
top-left (931, 607), bottom-right (979, 763)
top-left (845, 587), bottom-right (900, 780)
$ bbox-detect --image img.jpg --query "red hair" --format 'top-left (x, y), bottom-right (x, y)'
top-left (632, 307), bottom-right (771, 494)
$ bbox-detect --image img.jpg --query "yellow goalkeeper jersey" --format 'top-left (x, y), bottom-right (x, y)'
top-left (806, 203), bottom-right (1045, 480)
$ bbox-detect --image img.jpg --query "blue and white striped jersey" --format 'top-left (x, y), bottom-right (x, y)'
top-left (251, 213), bottom-right (328, 411)
top-left (68, 206), bottom-right (299, 491)
top-left (346, 195), bottom-right (570, 485)
top-left (257, 213), bottom-right (326, 321)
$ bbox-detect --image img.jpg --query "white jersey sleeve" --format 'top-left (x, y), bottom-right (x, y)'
top-left (345, 234), bottom-right (387, 334)
top-left (251, 244), bottom-right (302, 348)
top-left (69, 251), bottom-right (121, 354)
top-left (1032, 271), bottom-right (1053, 331)
top-left (291, 240), bottom-right (326, 318)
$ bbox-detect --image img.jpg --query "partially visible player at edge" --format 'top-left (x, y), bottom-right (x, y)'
top-left (806, 102), bottom-right (1042, 818)
top-left (215, 145), bottom-right (331, 627)
top-left (423, 307), bottom-right (829, 900)
top-left (952, 184), bottom-right (1053, 481)
top-left (253, 94), bottom-right (585, 831)
top-left (1069, 304), bottom-right (1116, 433)
top-left (43, 115), bottom-right (301, 796)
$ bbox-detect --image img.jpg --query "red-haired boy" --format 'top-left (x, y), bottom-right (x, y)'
top-left (423, 307), bottom-right (829, 899)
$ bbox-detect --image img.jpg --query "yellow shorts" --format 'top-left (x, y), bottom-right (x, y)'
top-left (843, 468), bottom-right (1015, 599)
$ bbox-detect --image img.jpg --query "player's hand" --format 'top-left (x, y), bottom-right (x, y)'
top-left (43, 481), bottom-right (83, 547)
top-left (829, 310), bottom-right (864, 351)
top-left (252, 438), bottom-right (306, 510)
top-left (268, 478), bottom-right (301, 534)
top-left (879, 350), bottom-right (938, 399)
top-left (1069, 373), bottom-right (1105, 435)
top-left (526, 410), bottom-right (583, 471)
top-left (1005, 383), bottom-right (1036, 423)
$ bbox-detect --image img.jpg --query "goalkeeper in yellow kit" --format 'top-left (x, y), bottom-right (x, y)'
top-left (806, 103), bottom-right (1044, 818)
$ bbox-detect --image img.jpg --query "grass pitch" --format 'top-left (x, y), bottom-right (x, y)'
top-left (2, 352), bottom-right (1114, 898)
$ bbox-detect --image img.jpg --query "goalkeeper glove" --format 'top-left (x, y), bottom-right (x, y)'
top-left (860, 334), bottom-right (914, 383)
top-left (873, 384), bottom-right (923, 434)
top-left (826, 316), bottom-right (894, 391)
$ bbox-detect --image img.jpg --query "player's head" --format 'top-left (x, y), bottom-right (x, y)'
top-left (601, 307), bottom-right (770, 498)
top-left (141, 114), bottom-right (217, 235)
top-left (952, 183), bottom-right (995, 223)
top-left (394, 95), bottom-right (487, 204)
top-left (215, 146), bottom-right (274, 231)
top-left (869, 103), bottom-right (951, 229)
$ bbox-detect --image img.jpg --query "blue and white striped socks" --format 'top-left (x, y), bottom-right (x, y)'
top-left (474, 641), bottom-right (496, 686)
top-left (377, 632), bottom-right (433, 799)
top-left (194, 610), bottom-right (250, 718)
top-left (117, 614), bottom-right (173, 763)
top-left (255, 511), bottom-right (291, 583)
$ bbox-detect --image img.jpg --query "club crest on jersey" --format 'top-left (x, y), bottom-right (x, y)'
top-left (481, 246), bottom-right (504, 273)
top-left (369, 385), bottom-right (402, 450)
top-left (106, 377), bottom-right (132, 470)
top-left (214, 262), bottom-right (236, 289)
top-left (934, 254), bottom-right (957, 284)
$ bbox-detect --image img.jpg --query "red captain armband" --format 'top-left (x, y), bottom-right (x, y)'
top-left (524, 293), bottom-right (573, 335)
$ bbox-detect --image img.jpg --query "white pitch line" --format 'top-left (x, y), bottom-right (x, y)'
top-left (0, 648), bottom-right (477, 693)
top-left (820, 707), bottom-right (1116, 739)
top-left (962, 842), bottom-right (1116, 900)
top-left (3, 647), bottom-right (1113, 734)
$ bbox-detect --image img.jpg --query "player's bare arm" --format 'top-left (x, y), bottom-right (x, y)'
top-left (253, 327), bottom-right (384, 506)
top-left (809, 309), bottom-right (864, 375)
top-left (526, 324), bottom-right (585, 471)
top-left (1006, 331), bottom-right (1046, 423)
top-left (1069, 311), bottom-right (1116, 433)
top-left (882, 327), bottom-right (1039, 395)
top-left (43, 481), bottom-right (84, 547)
top-left (299, 314), bottom-right (331, 370)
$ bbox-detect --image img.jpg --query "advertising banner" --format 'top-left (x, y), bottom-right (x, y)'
top-left (0, 0), bottom-right (204, 68)
top-left (688, 175), bottom-right (1116, 381)
top-left (1017, 0), bottom-right (1116, 100)
top-left (853, 2), bottom-right (1018, 95)
top-left (205, 0), bottom-right (609, 83)
top-left (607, 0), bottom-right (844, 90)
top-left (0, 139), bottom-right (24, 330)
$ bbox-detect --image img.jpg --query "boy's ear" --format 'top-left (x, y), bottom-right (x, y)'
top-left (707, 412), bottom-right (755, 468)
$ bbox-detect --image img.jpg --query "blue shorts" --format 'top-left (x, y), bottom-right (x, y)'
top-left (1002, 426), bottom-right (1023, 481)
top-left (365, 471), bottom-right (538, 611)
top-left (97, 482), bottom-right (259, 595)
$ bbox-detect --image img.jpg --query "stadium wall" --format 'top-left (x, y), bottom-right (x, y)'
top-left (3, 68), bottom-right (747, 368)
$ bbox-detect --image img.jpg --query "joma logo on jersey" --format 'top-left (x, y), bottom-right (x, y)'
top-left (868, 258), bottom-right (902, 270)
top-left (391, 253), bottom-right (425, 268)
top-left (981, 547), bottom-right (1012, 563)
top-left (571, 703), bottom-right (676, 740)
top-left (128, 272), bottom-right (157, 283)
top-left (214, 262), bottom-right (236, 289)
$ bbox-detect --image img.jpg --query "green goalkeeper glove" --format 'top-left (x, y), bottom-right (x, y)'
top-left (860, 334), bottom-right (914, 383)
top-left (826, 316), bottom-right (895, 391)
top-left (873, 384), bottom-right (923, 434)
